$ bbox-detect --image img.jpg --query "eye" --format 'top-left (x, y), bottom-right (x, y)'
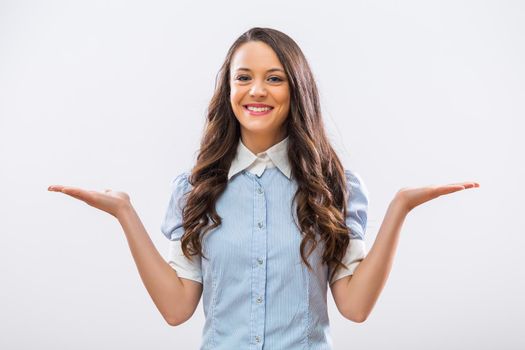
top-left (233, 75), bottom-right (284, 83)
top-left (235, 75), bottom-right (250, 81)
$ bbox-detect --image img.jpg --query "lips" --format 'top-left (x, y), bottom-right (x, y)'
top-left (243, 103), bottom-right (274, 108)
top-left (243, 104), bottom-right (274, 116)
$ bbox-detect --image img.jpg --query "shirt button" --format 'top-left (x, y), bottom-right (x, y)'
top-left (255, 335), bottom-right (261, 343)
top-left (256, 296), bottom-right (263, 303)
top-left (257, 221), bottom-right (263, 228)
top-left (257, 187), bottom-right (263, 194)
top-left (257, 258), bottom-right (263, 265)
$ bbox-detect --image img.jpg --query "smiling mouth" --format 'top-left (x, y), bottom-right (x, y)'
top-left (243, 105), bottom-right (274, 116)
top-left (243, 104), bottom-right (274, 110)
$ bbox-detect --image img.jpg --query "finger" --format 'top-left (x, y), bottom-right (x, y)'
top-left (48, 185), bottom-right (101, 206)
top-left (448, 182), bottom-right (480, 188)
top-left (463, 182), bottom-right (480, 188)
top-left (437, 182), bottom-right (481, 196)
top-left (48, 185), bottom-right (84, 193)
top-left (64, 192), bottom-right (86, 201)
top-left (61, 187), bottom-right (96, 202)
top-left (434, 184), bottom-right (467, 196)
top-left (62, 187), bottom-right (87, 196)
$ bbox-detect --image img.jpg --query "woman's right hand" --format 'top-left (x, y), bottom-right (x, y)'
top-left (48, 185), bottom-right (132, 218)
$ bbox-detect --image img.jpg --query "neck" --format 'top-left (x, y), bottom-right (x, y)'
top-left (241, 129), bottom-right (287, 154)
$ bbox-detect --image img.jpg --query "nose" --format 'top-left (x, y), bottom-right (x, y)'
top-left (249, 80), bottom-right (267, 97)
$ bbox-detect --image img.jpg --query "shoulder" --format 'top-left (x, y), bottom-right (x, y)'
top-left (345, 168), bottom-right (365, 187)
top-left (343, 168), bottom-right (369, 198)
top-left (170, 169), bottom-right (192, 192)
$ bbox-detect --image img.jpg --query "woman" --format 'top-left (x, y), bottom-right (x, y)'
top-left (48, 27), bottom-right (479, 349)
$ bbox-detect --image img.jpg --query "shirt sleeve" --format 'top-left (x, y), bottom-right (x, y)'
top-left (329, 169), bottom-right (370, 286)
top-left (160, 172), bottom-right (203, 284)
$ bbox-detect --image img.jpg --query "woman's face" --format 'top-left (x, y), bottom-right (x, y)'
top-left (229, 41), bottom-right (291, 146)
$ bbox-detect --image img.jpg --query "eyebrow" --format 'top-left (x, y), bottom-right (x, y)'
top-left (234, 67), bottom-right (285, 73)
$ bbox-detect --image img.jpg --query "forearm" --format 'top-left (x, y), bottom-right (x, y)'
top-left (116, 204), bottom-right (186, 325)
top-left (344, 197), bottom-right (408, 321)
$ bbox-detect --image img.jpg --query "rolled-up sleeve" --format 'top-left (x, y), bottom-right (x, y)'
top-left (160, 172), bottom-right (203, 284)
top-left (329, 169), bottom-right (370, 285)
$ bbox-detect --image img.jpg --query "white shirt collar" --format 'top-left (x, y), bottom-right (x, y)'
top-left (228, 136), bottom-right (291, 180)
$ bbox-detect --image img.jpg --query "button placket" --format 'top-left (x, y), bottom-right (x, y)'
top-left (252, 180), bottom-right (266, 348)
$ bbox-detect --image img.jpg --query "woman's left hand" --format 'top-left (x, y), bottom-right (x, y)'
top-left (395, 181), bottom-right (480, 214)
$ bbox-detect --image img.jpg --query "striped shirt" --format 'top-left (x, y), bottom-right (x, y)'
top-left (161, 136), bottom-right (369, 349)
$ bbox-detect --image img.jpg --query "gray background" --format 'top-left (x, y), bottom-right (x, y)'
top-left (1, 0), bottom-right (523, 349)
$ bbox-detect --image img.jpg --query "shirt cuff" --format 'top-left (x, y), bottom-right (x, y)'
top-left (167, 240), bottom-right (203, 284)
top-left (329, 238), bottom-right (367, 286)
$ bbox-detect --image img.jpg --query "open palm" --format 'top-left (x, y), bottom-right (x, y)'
top-left (48, 185), bottom-right (131, 218)
top-left (396, 181), bottom-right (480, 213)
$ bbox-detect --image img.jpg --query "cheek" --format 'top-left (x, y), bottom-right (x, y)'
top-left (230, 87), bottom-right (244, 105)
top-left (275, 88), bottom-right (290, 107)
top-left (277, 94), bottom-right (291, 113)
top-left (230, 89), bottom-right (245, 119)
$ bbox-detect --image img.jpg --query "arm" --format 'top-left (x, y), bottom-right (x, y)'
top-left (117, 204), bottom-right (202, 326)
top-left (330, 196), bottom-right (407, 322)
top-left (47, 184), bottom-right (202, 326)
top-left (331, 181), bottom-right (479, 322)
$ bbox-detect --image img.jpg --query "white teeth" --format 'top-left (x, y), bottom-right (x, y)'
top-left (247, 106), bottom-right (272, 112)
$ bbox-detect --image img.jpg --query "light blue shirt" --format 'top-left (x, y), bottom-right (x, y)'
top-left (161, 136), bottom-right (369, 350)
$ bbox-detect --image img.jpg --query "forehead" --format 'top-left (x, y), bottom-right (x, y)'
top-left (230, 41), bottom-right (284, 71)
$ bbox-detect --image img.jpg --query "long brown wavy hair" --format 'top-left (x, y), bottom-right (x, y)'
top-left (179, 27), bottom-right (356, 283)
